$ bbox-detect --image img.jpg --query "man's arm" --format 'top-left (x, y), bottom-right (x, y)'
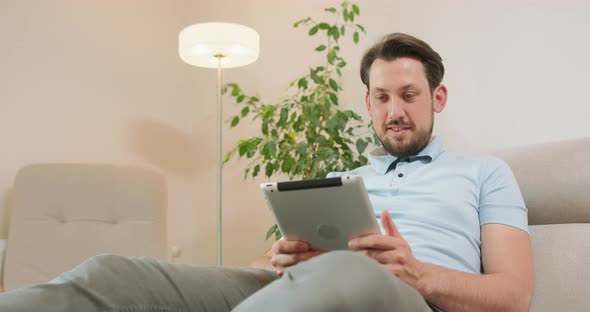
top-left (349, 211), bottom-right (533, 312)
top-left (415, 224), bottom-right (533, 312)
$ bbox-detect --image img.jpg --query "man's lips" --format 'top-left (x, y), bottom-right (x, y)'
top-left (386, 125), bottom-right (412, 134)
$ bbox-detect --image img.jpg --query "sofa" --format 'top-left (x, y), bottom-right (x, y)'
top-left (491, 137), bottom-right (590, 311)
top-left (1, 163), bottom-right (168, 291)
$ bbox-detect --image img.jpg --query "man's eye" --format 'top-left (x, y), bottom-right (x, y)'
top-left (375, 95), bottom-right (388, 102)
top-left (403, 93), bottom-right (416, 101)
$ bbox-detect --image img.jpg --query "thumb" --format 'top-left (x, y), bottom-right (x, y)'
top-left (381, 210), bottom-right (401, 237)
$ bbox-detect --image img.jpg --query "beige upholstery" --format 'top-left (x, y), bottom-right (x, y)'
top-left (3, 164), bottom-right (167, 290)
top-left (492, 137), bottom-right (590, 312)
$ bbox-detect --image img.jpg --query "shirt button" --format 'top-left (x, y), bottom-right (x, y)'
top-left (398, 173), bottom-right (404, 178)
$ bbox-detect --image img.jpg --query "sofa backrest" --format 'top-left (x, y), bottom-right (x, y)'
top-left (3, 163), bottom-right (167, 290)
top-left (492, 137), bottom-right (590, 312)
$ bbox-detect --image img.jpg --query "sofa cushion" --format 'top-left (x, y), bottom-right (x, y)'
top-left (492, 137), bottom-right (590, 225)
top-left (529, 224), bottom-right (590, 311)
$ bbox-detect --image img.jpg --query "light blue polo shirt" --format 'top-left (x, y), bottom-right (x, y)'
top-left (328, 136), bottom-right (528, 274)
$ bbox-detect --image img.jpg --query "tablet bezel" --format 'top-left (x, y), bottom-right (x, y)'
top-left (260, 176), bottom-right (379, 251)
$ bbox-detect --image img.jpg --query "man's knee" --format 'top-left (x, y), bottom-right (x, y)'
top-left (51, 254), bottom-right (133, 285)
top-left (291, 250), bottom-right (390, 283)
top-left (73, 254), bottom-right (131, 275)
top-left (235, 251), bottom-right (429, 312)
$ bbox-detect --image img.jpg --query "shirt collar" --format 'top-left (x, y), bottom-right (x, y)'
top-left (368, 136), bottom-right (446, 175)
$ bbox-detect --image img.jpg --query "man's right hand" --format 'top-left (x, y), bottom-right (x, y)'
top-left (269, 240), bottom-right (324, 276)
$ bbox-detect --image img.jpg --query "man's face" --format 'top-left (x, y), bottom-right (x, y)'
top-left (366, 57), bottom-right (446, 158)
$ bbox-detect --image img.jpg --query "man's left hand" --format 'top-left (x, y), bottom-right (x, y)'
top-left (348, 210), bottom-right (426, 287)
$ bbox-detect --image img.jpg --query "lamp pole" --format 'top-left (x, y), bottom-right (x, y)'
top-left (178, 22), bottom-right (259, 267)
top-left (215, 54), bottom-right (224, 266)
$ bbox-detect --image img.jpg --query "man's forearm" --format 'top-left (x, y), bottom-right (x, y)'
top-left (413, 263), bottom-right (532, 312)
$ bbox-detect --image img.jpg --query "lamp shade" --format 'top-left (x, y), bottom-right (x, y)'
top-left (179, 22), bottom-right (260, 69)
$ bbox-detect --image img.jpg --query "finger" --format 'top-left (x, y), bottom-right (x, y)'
top-left (272, 240), bottom-right (310, 254)
top-left (271, 250), bottom-right (323, 269)
top-left (349, 235), bottom-right (404, 250)
top-left (381, 210), bottom-right (402, 237)
top-left (367, 249), bottom-right (408, 265)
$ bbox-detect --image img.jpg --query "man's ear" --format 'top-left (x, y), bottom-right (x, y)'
top-left (365, 90), bottom-right (371, 113)
top-left (433, 84), bottom-right (448, 113)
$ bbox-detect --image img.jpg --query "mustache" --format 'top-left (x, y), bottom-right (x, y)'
top-left (385, 119), bottom-right (413, 128)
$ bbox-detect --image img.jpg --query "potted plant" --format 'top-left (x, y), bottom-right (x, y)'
top-left (223, 0), bottom-right (376, 240)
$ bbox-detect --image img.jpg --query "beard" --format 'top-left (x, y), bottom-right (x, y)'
top-left (377, 111), bottom-right (434, 159)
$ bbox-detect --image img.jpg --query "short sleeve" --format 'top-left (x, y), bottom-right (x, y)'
top-left (478, 157), bottom-right (529, 233)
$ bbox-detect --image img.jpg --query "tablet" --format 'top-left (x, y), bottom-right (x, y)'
top-left (260, 176), bottom-right (379, 251)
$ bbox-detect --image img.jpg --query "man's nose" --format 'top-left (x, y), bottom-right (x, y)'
top-left (387, 98), bottom-right (406, 120)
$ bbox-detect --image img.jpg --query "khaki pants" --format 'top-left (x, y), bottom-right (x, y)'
top-left (0, 251), bottom-right (433, 311)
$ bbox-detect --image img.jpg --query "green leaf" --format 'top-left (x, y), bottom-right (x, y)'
top-left (241, 106), bottom-right (249, 117)
top-left (231, 116), bottom-right (239, 127)
top-left (308, 25), bottom-right (319, 36)
top-left (261, 121), bottom-right (268, 135)
top-left (262, 141), bottom-right (277, 158)
top-left (236, 95), bottom-right (246, 103)
top-left (352, 4), bottom-right (360, 15)
top-left (337, 61), bottom-right (346, 68)
top-left (298, 78), bottom-right (308, 90)
top-left (329, 92), bottom-right (338, 105)
top-left (253, 164), bottom-right (260, 177)
top-left (281, 157), bottom-right (295, 173)
top-left (329, 78), bottom-right (339, 92)
top-left (328, 26), bottom-right (340, 41)
top-left (310, 68), bottom-right (322, 84)
top-left (343, 8), bottom-right (350, 22)
top-left (265, 224), bottom-right (278, 240)
top-left (275, 228), bottom-right (283, 240)
top-left (327, 49), bottom-right (337, 65)
top-left (356, 24), bottom-right (366, 34)
top-left (324, 7), bottom-right (337, 13)
top-left (231, 86), bottom-right (240, 96)
top-left (318, 23), bottom-right (330, 30)
top-left (223, 151), bottom-right (232, 164)
top-left (353, 31), bottom-right (359, 44)
top-left (293, 17), bottom-right (311, 28)
top-left (315, 44), bottom-right (327, 52)
top-left (262, 105), bottom-right (276, 119)
top-left (340, 25), bottom-right (345, 36)
top-left (277, 107), bottom-right (289, 126)
top-left (265, 162), bottom-right (275, 177)
top-left (238, 139), bottom-right (257, 157)
top-left (296, 142), bottom-right (308, 154)
top-left (356, 138), bottom-right (369, 155)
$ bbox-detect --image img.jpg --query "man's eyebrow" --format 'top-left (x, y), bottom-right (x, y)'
top-left (371, 84), bottom-right (417, 93)
top-left (399, 84), bottom-right (417, 91)
top-left (372, 87), bottom-right (389, 92)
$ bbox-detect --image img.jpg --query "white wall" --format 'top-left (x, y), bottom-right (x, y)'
top-left (1, 0), bottom-right (589, 267)
top-left (0, 0), bottom-right (209, 264)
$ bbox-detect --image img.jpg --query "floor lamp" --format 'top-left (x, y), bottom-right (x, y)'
top-left (178, 22), bottom-right (260, 265)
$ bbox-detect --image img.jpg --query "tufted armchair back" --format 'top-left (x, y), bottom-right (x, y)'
top-left (3, 163), bottom-right (167, 290)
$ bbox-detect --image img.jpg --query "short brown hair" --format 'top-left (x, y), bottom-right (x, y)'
top-left (360, 33), bottom-right (444, 93)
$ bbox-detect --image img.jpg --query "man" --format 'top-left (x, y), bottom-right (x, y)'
top-left (245, 33), bottom-right (533, 311)
top-left (0, 33), bottom-right (532, 312)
